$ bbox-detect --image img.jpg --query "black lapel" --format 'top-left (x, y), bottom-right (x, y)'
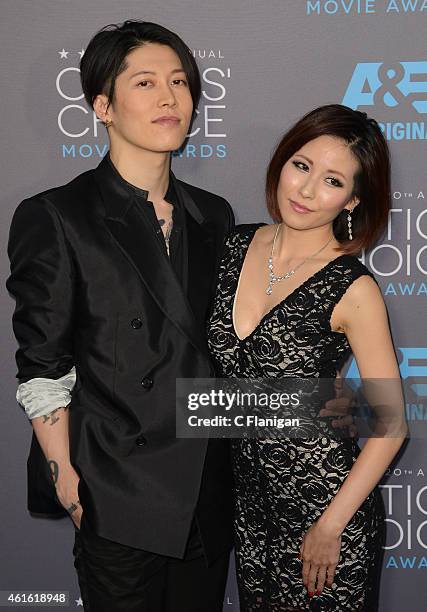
top-left (94, 157), bottom-right (210, 357)
top-left (173, 179), bottom-right (217, 325)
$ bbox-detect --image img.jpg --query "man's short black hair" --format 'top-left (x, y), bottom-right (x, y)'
top-left (80, 20), bottom-right (201, 113)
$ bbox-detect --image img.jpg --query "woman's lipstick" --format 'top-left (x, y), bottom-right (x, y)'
top-left (289, 200), bottom-right (312, 214)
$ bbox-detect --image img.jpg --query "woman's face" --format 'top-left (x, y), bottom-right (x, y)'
top-left (277, 135), bottom-right (360, 231)
top-left (95, 42), bottom-right (193, 154)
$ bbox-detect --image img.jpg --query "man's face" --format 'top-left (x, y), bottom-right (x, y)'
top-left (96, 43), bottom-right (194, 154)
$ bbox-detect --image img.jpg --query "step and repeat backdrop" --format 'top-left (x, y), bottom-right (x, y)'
top-left (1, 1), bottom-right (426, 610)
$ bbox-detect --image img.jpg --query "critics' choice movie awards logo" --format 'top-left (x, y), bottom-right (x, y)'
top-left (380, 470), bottom-right (427, 570)
top-left (306, 0), bottom-right (427, 15)
top-left (342, 61), bottom-right (427, 141)
top-left (174, 49), bottom-right (229, 160)
top-left (55, 48), bottom-right (230, 160)
top-left (358, 195), bottom-right (427, 297)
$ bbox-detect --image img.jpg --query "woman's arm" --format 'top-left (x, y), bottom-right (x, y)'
top-left (321, 275), bottom-right (406, 529)
top-left (301, 275), bottom-right (407, 596)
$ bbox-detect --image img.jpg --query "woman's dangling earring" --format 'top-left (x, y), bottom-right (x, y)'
top-left (347, 208), bottom-right (353, 241)
top-left (104, 118), bottom-right (112, 128)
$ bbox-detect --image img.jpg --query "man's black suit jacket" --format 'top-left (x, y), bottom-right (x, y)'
top-left (7, 156), bottom-right (235, 562)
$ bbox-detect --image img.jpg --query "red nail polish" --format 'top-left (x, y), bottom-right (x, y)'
top-left (308, 592), bottom-right (314, 598)
top-left (317, 589), bottom-right (321, 596)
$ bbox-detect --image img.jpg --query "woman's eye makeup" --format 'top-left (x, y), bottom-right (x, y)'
top-left (326, 177), bottom-right (344, 188)
top-left (292, 160), bottom-right (344, 187)
top-left (292, 160), bottom-right (309, 171)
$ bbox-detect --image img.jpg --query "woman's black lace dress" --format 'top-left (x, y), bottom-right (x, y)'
top-left (206, 225), bottom-right (385, 611)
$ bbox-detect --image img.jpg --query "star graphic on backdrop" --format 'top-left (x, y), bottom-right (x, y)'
top-left (75, 597), bottom-right (83, 606)
top-left (58, 49), bottom-right (69, 59)
top-left (78, 49), bottom-right (85, 58)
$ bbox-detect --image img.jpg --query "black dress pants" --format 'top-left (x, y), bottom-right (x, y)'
top-left (72, 519), bottom-right (230, 612)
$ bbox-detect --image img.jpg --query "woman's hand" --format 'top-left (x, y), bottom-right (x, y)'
top-left (300, 518), bottom-right (342, 597)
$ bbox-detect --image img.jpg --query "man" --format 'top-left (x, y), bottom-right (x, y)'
top-left (7, 21), bottom-right (234, 612)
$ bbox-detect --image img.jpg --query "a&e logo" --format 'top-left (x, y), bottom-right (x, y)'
top-left (346, 347), bottom-right (427, 425)
top-left (342, 61), bottom-right (427, 141)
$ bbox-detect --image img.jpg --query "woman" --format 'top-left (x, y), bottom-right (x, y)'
top-left (207, 105), bottom-right (406, 611)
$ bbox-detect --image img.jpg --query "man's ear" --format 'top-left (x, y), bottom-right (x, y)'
top-left (93, 94), bottom-right (110, 124)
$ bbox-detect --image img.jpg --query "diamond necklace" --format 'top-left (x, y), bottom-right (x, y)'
top-left (266, 224), bottom-right (333, 295)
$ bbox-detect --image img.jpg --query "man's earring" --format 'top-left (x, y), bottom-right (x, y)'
top-left (347, 208), bottom-right (353, 241)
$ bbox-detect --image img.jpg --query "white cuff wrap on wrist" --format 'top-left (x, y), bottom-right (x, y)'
top-left (16, 366), bottom-right (76, 419)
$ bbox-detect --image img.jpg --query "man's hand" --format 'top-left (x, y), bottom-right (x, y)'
top-left (53, 462), bottom-right (82, 529)
top-left (318, 373), bottom-right (357, 437)
top-left (31, 406), bottom-right (83, 529)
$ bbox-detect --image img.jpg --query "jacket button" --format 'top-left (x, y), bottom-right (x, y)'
top-left (135, 436), bottom-right (147, 447)
top-left (131, 317), bottom-right (143, 329)
top-left (141, 377), bottom-right (153, 389)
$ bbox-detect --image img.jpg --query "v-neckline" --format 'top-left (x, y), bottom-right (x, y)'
top-left (231, 227), bottom-right (348, 343)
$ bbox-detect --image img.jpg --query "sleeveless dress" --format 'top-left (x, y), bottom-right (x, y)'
top-left (206, 225), bottom-right (386, 612)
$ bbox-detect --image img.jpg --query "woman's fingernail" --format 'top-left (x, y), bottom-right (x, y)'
top-left (317, 589), bottom-right (322, 596)
top-left (308, 591), bottom-right (314, 598)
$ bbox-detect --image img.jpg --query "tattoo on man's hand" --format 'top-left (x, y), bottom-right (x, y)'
top-left (66, 500), bottom-right (80, 515)
top-left (48, 460), bottom-right (59, 484)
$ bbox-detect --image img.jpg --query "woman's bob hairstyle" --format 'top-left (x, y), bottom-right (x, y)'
top-left (266, 104), bottom-right (391, 255)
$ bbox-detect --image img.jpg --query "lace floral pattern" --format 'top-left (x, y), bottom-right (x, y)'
top-left (207, 225), bottom-right (386, 611)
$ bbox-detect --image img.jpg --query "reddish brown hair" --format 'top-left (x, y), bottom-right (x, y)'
top-left (266, 104), bottom-right (391, 254)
